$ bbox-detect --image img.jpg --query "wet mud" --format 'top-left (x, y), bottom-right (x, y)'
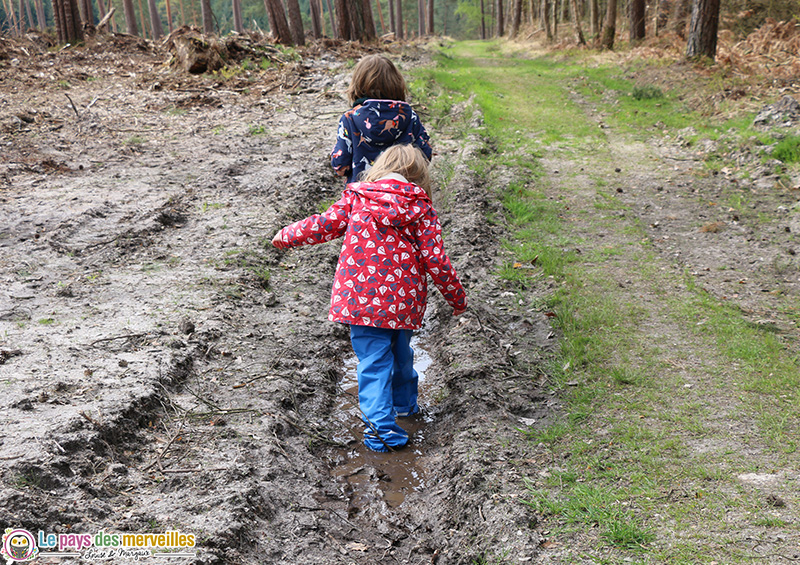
top-left (1, 34), bottom-right (554, 564)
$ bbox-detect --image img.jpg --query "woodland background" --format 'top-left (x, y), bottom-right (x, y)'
top-left (1, 0), bottom-right (798, 53)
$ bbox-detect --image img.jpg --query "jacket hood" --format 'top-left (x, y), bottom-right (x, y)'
top-left (350, 100), bottom-right (415, 148)
top-left (346, 179), bottom-right (430, 228)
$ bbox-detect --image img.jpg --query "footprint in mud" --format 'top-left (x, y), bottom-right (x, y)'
top-left (330, 335), bottom-right (434, 509)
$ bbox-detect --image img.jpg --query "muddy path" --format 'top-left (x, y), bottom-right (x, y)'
top-left (1, 35), bottom-right (554, 564)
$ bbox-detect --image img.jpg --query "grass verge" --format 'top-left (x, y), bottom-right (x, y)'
top-left (416, 40), bottom-right (800, 564)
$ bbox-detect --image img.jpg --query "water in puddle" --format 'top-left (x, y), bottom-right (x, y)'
top-left (331, 336), bottom-right (433, 508)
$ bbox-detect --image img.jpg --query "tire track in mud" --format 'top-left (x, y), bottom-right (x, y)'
top-left (2, 61), bottom-right (555, 564)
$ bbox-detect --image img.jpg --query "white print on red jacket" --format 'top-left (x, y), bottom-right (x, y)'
top-left (277, 179), bottom-right (467, 330)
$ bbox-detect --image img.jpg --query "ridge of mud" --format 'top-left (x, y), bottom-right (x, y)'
top-left (379, 111), bottom-right (556, 563)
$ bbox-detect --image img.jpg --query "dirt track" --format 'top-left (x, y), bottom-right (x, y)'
top-left (1, 33), bottom-right (553, 564)
top-left (4, 29), bottom-right (799, 565)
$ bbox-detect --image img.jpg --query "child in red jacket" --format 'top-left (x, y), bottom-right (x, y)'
top-left (272, 144), bottom-right (466, 452)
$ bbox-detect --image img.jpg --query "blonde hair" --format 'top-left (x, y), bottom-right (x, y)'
top-left (363, 144), bottom-right (432, 198)
top-left (346, 55), bottom-right (407, 105)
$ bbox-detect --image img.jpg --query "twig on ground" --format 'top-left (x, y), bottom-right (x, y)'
top-left (65, 93), bottom-right (80, 118)
top-left (80, 411), bottom-right (102, 427)
top-left (142, 422), bottom-right (186, 472)
top-left (279, 412), bottom-right (348, 448)
top-left (232, 346), bottom-right (289, 388)
top-left (160, 467), bottom-right (227, 473)
top-left (88, 332), bottom-right (149, 347)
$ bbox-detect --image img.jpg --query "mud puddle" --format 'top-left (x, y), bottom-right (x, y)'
top-left (329, 334), bottom-right (434, 509)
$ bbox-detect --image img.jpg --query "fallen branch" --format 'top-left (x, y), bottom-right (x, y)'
top-left (80, 411), bottom-right (102, 427)
top-left (160, 467), bottom-right (227, 473)
top-left (88, 332), bottom-right (149, 347)
top-left (96, 6), bottom-right (115, 30)
top-left (65, 93), bottom-right (80, 118)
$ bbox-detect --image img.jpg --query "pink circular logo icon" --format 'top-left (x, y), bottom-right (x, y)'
top-left (2, 529), bottom-right (38, 562)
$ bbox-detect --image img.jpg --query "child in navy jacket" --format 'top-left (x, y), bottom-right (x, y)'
top-left (331, 55), bottom-right (433, 184)
top-left (273, 145), bottom-right (466, 452)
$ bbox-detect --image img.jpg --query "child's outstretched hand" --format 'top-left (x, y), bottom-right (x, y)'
top-left (453, 307), bottom-right (466, 317)
top-left (271, 232), bottom-right (288, 249)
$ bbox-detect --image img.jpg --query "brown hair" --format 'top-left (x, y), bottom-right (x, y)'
top-left (346, 55), bottom-right (407, 105)
top-left (362, 144), bottom-right (432, 198)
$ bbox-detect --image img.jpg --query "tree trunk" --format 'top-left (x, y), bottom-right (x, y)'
top-left (200, 0), bottom-right (212, 33)
top-left (334, 0), bottom-right (350, 38)
top-left (164, 0), bottom-right (172, 32)
top-left (510, 0), bottom-right (521, 37)
top-left (363, 0), bottom-right (377, 39)
top-left (324, 0), bottom-right (336, 38)
top-left (309, 0), bottom-right (322, 37)
top-left (589, 0), bottom-right (598, 36)
top-left (35, 0), bottom-right (46, 29)
top-left (479, 0), bottom-right (485, 39)
top-left (417, 0), bottom-right (423, 36)
top-left (231, 0), bottom-right (242, 32)
top-left (17, 0), bottom-right (27, 30)
top-left (395, 0), bottom-right (403, 38)
top-left (69, 0), bottom-right (83, 37)
top-left (427, 0), bottom-right (433, 34)
top-left (629, 0), bottom-right (644, 41)
top-left (542, 0), bottom-right (551, 40)
top-left (52, 0), bottom-right (64, 38)
top-left (286, 0), bottom-right (305, 44)
top-left (343, 0), bottom-right (375, 40)
top-left (375, 0), bottom-right (385, 34)
top-left (569, 0), bottom-right (584, 44)
top-left (5, 0), bottom-right (17, 33)
top-left (137, 0), bottom-right (146, 37)
top-left (671, 0), bottom-right (690, 38)
top-left (599, 0), bottom-right (615, 48)
top-left (147, 0), bottom-right (163, 39)
top-left (80, 0), bottom-right (93, 26)
top-left (388, 0), bottom-right (395, 32)
top-left (655, 0), bottom-right (669, 35)
top-left (122, 0), bottom-right (137, 34)
top-left (551, 0), bottom-right (557, 39)
top-left (496, 0), bottom-right (503, 36)
top-left (265, 0), bottom-right (292, 43)
top-left (53, 0), bottom-right (83, 42)
top-left (121, 0), bottom-right (136, 33)
top-left (25, 0), bottom-right (35, 29)
top-left (686, 0), bottom-right (719, 59)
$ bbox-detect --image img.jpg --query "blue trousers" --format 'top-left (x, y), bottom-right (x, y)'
top-left (349, 325), bottom-right (420, 452)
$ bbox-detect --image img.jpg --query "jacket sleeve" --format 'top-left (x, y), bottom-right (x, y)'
top-left (275, 194), bottom-right (351, 248)
top-left (410, 111), bottom-right (433, 161)
top-left (330, 114), bottom-right (354, 177)
top-left (414, 206), bottom-right (467, 311)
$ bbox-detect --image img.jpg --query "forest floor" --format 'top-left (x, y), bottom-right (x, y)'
top-left (1, 26), bottom-right (799, 565)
